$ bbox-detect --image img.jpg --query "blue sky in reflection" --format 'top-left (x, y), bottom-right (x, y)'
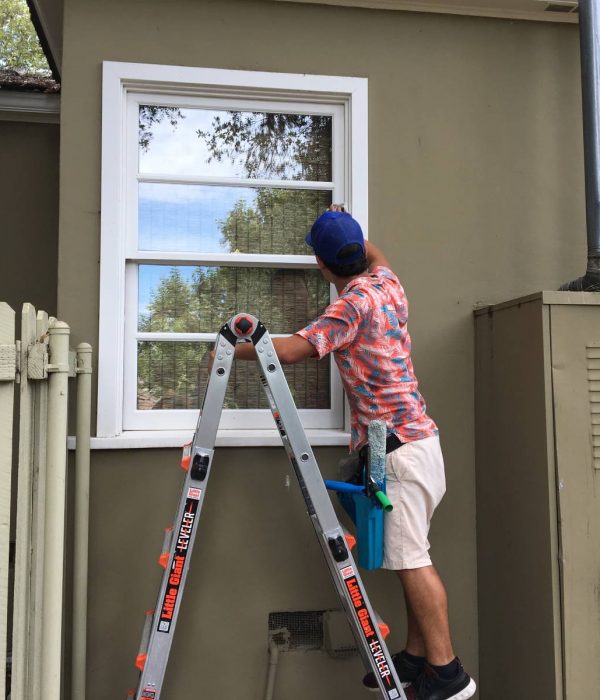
top-left (139, 183), bottom-right (257, 252)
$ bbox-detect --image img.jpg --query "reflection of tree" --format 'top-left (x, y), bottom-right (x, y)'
top-left (218, 188), bottom-right (330, 254)
top-left (138, 105), bottom-right (331, 180)
top-left (197, 112), bottom-right (331, 180)
top-left (139, 105), bottom-right (185, 152)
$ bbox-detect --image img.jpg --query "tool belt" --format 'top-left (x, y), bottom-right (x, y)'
top-left (358, 432), bottom-right (402, 464)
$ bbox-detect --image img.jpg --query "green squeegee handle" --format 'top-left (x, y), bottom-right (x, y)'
top-left (369, 480), bottom-right (393, 512)
top-left (374, 490), bottom-right (393, 512)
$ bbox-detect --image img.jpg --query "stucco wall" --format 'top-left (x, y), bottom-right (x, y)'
top-left (0, 120), bottom-right (59, 316)
top-left (57, 1), bottom-right (585, 697)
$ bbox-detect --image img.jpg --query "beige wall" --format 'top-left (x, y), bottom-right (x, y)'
top-left (57, 1), bottom-right (585, 697)
top-left (1, 120), bottom-right (59, 316)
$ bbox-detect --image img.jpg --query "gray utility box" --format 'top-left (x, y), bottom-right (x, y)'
top-left (474, 292), bottom-right (600, 700)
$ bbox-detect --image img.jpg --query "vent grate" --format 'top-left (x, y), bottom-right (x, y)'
top-left (267, 609), bottom-right (359, 657)
top-left (586, 344), bottom-right (600, 470)
top-left (539, 0), bottom-right (578, 12)
top-left (268, 611), bottom-right (324, 651)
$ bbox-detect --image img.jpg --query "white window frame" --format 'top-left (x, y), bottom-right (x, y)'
top-left (98, 61), bottom-right (368, 445)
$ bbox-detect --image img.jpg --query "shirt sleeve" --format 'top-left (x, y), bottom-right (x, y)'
top-left (371, 265), bottom-right (400, 285)
top-left (296, 295), bottom-right (361, 360)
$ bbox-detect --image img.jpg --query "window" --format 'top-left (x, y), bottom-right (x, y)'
top-left (98, 62), bottom-right (368, 444)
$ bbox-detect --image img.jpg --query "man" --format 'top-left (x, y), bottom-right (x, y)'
top-left (234, 207), bottom-right (476, 700)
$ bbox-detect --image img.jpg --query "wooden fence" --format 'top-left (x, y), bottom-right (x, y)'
top-left (0, 302), bottom-right (92, 700)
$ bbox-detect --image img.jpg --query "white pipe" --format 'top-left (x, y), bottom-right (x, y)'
top-left (264, 638), bottom-right (281, 700)
top-left (41, 320), bottom-right (70, 700)
top-left (72, 343), bottom-right (92, 700)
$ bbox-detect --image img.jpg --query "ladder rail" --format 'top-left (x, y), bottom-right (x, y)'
top-left (134, 322), bottom-right (237, 698)
top-left (252, 321), bottom-right (405, 700)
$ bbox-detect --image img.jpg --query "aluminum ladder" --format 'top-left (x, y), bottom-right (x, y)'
top-left (127, 314), bottom-right (406, 700)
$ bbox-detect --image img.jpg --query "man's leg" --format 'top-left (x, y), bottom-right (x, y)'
top-left (402, 583), bottom-right (426, 658)
top-left (397, 565), bottom-right (454, 665)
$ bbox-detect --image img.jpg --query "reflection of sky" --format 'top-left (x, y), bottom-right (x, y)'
top-left (139, 183), bottom-right (257, 252)
top-left (140, 108), bottom-right (243, 177)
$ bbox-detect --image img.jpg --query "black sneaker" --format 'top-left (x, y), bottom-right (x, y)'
top-left (362, 650), bottom-right (423, 692)
top-left (406, 660), bottom-right (476, 700)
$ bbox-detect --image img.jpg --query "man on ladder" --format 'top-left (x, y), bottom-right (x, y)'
top-left (233, 205), bottom-right (476, 700)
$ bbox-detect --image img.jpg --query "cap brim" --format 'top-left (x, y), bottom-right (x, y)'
top-left (305, 232), bottom-right (313, 247)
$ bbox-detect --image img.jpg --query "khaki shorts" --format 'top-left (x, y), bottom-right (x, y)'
top-left (382, 435), bottom-right (446, 570)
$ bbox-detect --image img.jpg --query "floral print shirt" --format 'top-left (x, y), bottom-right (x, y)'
top-left (296, 266), bottom-right (438, 450)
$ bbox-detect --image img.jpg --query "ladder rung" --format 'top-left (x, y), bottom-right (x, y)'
top-left (158, 527), bottom-right (174, 568)
top-left (373, 610), bottom-right (390, 639)
top-left (342, 525), bottom-right (356, 551)
top-left (180, 441), bottom-right (192, 471)
top-left (135, 653), bottom-right (147, 672)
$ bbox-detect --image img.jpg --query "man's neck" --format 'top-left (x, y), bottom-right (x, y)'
top-left (333, 270), bottom-right (370, 295)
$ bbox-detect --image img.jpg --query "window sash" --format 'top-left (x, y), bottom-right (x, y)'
top-left (98, 62), bottom-right (368, 440)
top-left (123, 261), bottom-right (343, 429)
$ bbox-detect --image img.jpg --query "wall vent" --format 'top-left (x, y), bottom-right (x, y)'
top-left (587, 344), bottom-right (600, 470)
top-left (267, 609), bottom-right (357, 657)
top-left (268, 610), bottom-right (324, 651)
top-left (539, 0), bottom-right (578, 12)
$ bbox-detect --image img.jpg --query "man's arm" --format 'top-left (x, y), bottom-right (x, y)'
top-left (364, 240), bottom-right (390, 270)
top-left (234, 334), bottom-right (316, 365)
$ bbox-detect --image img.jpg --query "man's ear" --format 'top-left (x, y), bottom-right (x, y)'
top-left (315, 256), bottom-right (327, 271)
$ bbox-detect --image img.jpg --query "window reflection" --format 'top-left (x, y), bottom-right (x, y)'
top-left (138, 265), bottom-right (330, 334)
top-left (139, 106), bottom-right (332, 181)
top-left (137, 341), bottom-right (330, 410)
top-left (138, 184), bottom-right (331, 253)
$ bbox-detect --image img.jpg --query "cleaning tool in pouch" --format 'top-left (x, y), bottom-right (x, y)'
top-left (326, 420), bottom-right (392, 570)
top-left (357, 420), bottom-right (388, 569)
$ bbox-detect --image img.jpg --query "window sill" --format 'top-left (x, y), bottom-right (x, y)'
top-left (67, 429), bottom-right (351, 450)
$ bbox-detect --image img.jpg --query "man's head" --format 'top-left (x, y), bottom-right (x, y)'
top-left (305, 210), bottom-right (367, 278)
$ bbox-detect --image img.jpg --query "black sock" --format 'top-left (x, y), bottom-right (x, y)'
top-left (431, 657), bottom-right (460, 680)
top-left (401, 650), bottom-right (426, 666)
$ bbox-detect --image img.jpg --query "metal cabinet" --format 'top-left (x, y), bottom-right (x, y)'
top-left (474, 292), bottom-right (600, 700)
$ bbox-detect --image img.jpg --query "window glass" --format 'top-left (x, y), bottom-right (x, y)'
top-left (138, 184), bottom-right (331, 253)
top-left (138, 265), bottom-right (330, 334)
top-left (137, 341), bottom-right (330, 410)
top-left (139, 106), bottom-right (332, 181)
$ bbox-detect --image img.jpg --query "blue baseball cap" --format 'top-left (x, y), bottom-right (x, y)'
top-left (305, 211), bottom-right (365, 265)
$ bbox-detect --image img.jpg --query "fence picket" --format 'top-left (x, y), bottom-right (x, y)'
top-left (30, 311), bottom-right (50, 700)
top-left (11, 304), bottom-right (40, 700)
top-left (0, 303), bottom-right (16, 700)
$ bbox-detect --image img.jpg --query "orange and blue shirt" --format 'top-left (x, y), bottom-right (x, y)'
top-left (296, 266), bottom-right (438, 450)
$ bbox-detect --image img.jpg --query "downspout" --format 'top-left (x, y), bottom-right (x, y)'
top-left (561, 0), bottom-right (600, 291)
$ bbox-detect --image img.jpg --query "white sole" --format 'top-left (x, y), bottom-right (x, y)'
top-left (447, 678), bottom-right (477, 700)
